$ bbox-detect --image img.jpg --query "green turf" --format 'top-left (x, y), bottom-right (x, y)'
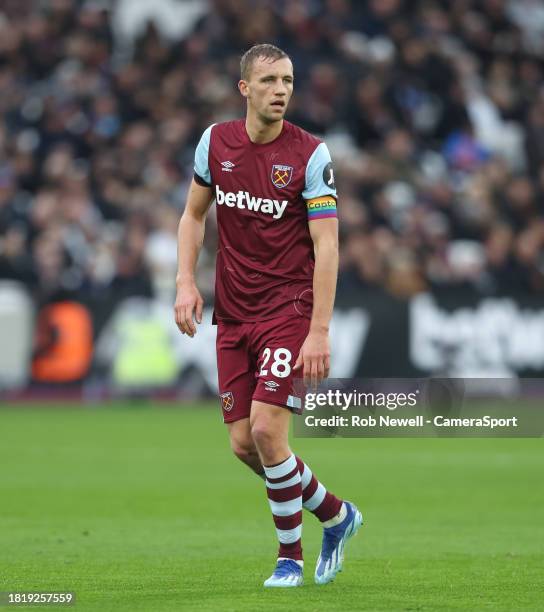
top-left (1, 403), bottom-right (543, 611)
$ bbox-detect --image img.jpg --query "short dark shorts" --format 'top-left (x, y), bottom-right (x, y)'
top-left (216, 315), bottom-right (310, 423)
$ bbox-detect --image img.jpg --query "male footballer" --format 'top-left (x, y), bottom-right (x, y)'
top-left (174, 44), bottom-right (362, 587)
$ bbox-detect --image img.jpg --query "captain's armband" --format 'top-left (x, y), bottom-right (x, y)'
top-left (306, 195), bottom-right (337, 221)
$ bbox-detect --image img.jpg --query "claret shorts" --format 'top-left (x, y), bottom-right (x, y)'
top-left (216, 315), bottom-right (310, 423)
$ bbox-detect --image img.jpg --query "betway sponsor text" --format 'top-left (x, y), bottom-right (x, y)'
top-left (215, 186), bottom-right (288, 220)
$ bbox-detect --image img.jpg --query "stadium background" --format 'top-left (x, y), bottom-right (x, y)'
top-left (1, 0), bottom-right (544, 389)
top-left (1, 1), bottom-right (543, 610)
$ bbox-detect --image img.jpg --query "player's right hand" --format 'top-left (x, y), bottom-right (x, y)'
top-left (174, 282), bottom-right (204, 337)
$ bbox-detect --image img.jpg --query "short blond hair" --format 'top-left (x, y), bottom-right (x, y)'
top-left (240, 44), bottom-right (290, 81)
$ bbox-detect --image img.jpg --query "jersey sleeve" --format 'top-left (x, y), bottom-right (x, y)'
top-left (193, 124), bottom-right (214, 186)
top-left (302, 142), bottom-right (338, 221)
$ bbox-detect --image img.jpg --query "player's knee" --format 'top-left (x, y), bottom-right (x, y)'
top-left (250, 421), bottom-right (275, 452)
top-left (230, 437), bottom-right (258, 465)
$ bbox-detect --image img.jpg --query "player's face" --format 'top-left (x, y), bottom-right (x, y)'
top-left (240, 57), bottom-right (294, 124)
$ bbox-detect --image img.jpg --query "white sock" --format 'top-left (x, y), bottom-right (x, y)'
top-left (321, 502), bottom-right (347, 528)
top-left (278, 557), bottom-right (304, 568)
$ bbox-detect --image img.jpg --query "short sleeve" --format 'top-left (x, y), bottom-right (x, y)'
top-left (194, 124), bottom-right (215, 186)
top-left (303, 142), bottom-right (338, 221)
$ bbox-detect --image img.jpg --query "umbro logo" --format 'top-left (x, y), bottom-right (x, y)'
top-left (264, 381), bottom-right (280, 391)
top-left (221, 160), bottom-right (235, 172)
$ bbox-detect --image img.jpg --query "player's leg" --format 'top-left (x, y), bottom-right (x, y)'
top-left (251, 314), bottom-right (346, 521)
top-left (296, 456), bottom-right (344, 521)
top-left (227, 414), bottom-right (354, 517)
top-left (250, 400), bottom-right (303, 587)
top-left (250, 400), bottom-right (291, 466)
top-left (220, 316), bottom-right (351, 502)
top-left (251, 314), bottom-right (362, 585)
top-left (249, 407), bottom-right (361, 586)
top-left (226, 418), bottom-right (263, 477)
top-left (227, 419), bottom-right (351, 516)
top-left (297, 453), bottom-right (362, 584)
top-left (216, 321), bottom-right (261, 471)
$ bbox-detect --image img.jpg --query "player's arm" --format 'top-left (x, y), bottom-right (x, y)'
top-left (174, 178), bottom-right (214, 337)
top-left (294, 217), bottom-right (338, 388)
top-left (294, 141), bottom-right (339, 388)
top-left (175, 125), bottom-right (216, 336)
top-left (309, 216), bottom-right (338, 336)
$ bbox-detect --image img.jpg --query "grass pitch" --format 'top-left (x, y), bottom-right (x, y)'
top-left (1, 403), bottom-right (543, 611)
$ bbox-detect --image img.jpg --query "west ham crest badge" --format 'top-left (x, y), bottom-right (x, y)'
top-left (220, 391), bottom-right (234, 412)
top-left (271, 164), bottom-right (293, 189)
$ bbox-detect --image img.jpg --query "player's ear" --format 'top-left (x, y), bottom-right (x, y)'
top-left (238, 80), bottom-right (249, 99)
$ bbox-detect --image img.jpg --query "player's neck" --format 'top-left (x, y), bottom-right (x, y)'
top-left (245, 115), bottom-right (284, 144)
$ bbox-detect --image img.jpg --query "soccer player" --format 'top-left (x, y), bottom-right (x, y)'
top-left (174, 44), bottom-right (362, 587)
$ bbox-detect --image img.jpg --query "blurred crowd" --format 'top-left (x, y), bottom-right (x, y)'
top-left (1, 0), bottom-right (544, 309)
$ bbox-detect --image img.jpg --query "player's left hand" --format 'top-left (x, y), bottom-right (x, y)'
top-left (293, 329), bottom-right (330, 390)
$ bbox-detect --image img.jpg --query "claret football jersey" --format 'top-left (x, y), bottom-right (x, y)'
top-left (193, 119), bottom-right (337, 322)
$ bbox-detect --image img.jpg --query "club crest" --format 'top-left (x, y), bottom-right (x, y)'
top-left (271, 164), bottom-right (293, 189)
top-left (220, 391), bottom-right (234, 412)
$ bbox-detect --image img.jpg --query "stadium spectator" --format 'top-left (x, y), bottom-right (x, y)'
top-left (0, 0), bottom-right (543, 312)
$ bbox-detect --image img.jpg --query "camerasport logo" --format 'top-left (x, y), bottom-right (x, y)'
top-left (264, 381), bottom-right (280, 392)
top-left (220, 391), bottom-right (234, 411)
